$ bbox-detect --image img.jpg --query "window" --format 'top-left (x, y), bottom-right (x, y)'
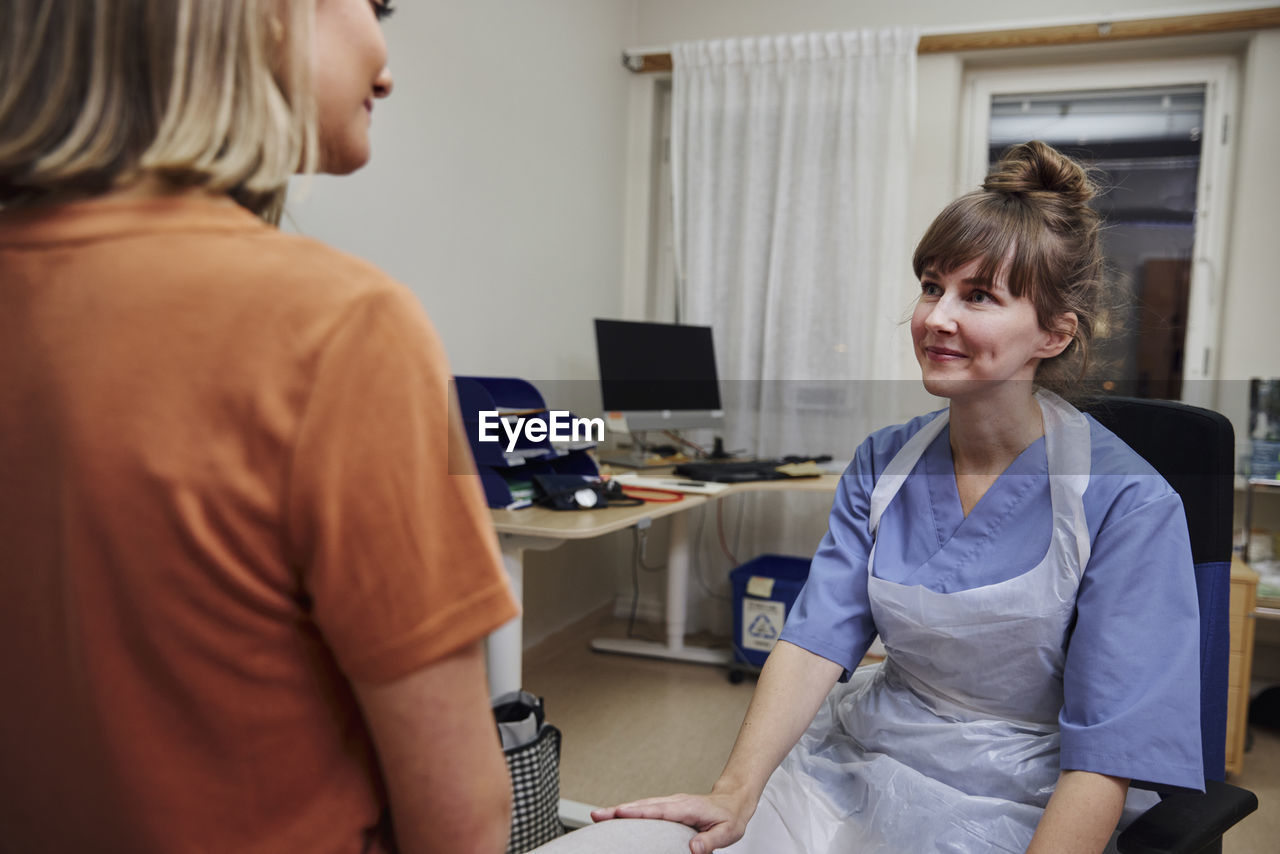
top-left (963, 58), bottom-right (1238, 406)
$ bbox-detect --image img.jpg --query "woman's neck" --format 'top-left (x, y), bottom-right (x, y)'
top-left (99, 174), bottom-right (232, 205)
top-left (948, 388), bottom-right (1044, 476)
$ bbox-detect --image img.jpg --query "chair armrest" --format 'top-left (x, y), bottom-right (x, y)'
top-left (1116, 779), bottom-right (1258, 854)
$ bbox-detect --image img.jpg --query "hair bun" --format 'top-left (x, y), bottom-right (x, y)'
top-left (982, 140), bottom-right (1096, 206)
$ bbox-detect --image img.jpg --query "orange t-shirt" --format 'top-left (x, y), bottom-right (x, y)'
top-left (0, 195), bottom-right (518, 852)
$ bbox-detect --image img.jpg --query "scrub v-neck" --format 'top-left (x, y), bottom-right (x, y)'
top-left (924, 424), bottom-right (1045, 543)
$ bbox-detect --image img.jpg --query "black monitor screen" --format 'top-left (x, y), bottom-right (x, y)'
top-left (594, 319), bottom-right (721, 413)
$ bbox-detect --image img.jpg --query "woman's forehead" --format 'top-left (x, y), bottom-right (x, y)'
top-left (923, 249), bottom-right (1015, 284)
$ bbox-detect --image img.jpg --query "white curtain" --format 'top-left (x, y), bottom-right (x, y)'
top-left (668, 30), bottom-right (918, 634)
top-left (671, 30), bottom-right (918, 460)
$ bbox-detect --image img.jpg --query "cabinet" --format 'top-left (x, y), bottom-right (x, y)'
top-left (1226, 557), bottom-right (1258, 776)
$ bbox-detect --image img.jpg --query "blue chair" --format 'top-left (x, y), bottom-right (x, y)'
top-left (1083, 397), bottom-right (1258, 854)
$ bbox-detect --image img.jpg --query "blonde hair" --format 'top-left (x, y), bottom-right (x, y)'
top-left (912, 141), bottom-right (1105, 396)
top-left (0, 0), bottom-right (318, 223)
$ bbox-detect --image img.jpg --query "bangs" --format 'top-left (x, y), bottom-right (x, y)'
top-left (911, 192), bottom-right (1062, 301)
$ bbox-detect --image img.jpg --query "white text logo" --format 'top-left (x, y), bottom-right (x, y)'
top-left (477, 411), bottom-right (604, 452)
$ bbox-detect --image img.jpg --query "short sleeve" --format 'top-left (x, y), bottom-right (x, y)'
top-left (778, 441), bottom-right (878, 675)
top-left (285, 284), bottom-right (518, 684)
top-left (1059, 482), bottom-right (1204, 792)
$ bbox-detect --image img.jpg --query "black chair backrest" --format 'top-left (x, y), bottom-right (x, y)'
top-left (1082, 396), bottom-right (1235, 781)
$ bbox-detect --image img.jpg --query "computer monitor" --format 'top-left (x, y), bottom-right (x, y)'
top-left (594, 318), bottom-right (725, 432)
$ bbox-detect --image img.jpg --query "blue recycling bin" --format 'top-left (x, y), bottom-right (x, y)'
top-left (729, 554), bottom-right (811, 671)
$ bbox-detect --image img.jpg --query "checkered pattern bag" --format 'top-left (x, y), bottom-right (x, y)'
top-left (494, 691), bottom-right (564, 854)
top-left (504, 722), bottom-right (563, 853)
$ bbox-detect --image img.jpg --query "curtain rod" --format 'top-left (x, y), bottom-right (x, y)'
top-left (621, 6), bottom-right (1280, 73)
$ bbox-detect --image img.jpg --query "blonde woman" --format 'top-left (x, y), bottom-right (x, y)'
top-left (0, 2), bottom-right (517, 853)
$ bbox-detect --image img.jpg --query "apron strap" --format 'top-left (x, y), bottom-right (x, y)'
top-left (1038, 389), bottom-right (1093, 575)
top-left (868, 409), bottom-right (949, 535)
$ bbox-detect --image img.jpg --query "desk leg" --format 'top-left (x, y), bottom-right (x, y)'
top-left (591, 510), bottom-right (731, 667)
top-left (488, 533), bottom-right (563, 699)
top-left (665, 510), bottom-right (693, 651)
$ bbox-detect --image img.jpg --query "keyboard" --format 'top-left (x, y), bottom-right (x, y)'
top-left (673, 455), bottom-right (831, 483)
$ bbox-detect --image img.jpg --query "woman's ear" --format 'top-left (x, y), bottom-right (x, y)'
top-left (1039, 312), bottom-right (1078, 359)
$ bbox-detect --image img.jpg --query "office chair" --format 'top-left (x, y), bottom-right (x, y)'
top-left (1082, 397), bottom-right (1258, 854)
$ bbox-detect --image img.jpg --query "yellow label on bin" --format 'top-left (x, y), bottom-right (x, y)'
top-left (746, 576), bottom-right (775, 598)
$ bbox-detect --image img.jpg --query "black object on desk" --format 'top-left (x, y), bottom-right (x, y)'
top-left (531, 474), bottom-right (643, 510)
top-left (674, 455), bottom-right (830, 483)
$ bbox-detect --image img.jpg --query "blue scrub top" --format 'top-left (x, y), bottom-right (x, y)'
top-left (780, 409), bottom-right (1205, 793)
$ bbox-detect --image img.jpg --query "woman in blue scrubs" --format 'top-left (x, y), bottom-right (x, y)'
top-left (591, 140), bottom-right (1203, 853)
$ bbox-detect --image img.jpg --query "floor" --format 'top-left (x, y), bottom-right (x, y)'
top-left (523, 608), bottom-right (1279, 852)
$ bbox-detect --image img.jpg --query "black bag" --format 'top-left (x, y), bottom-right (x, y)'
top-left (493, 691), bottom-right (563, 853)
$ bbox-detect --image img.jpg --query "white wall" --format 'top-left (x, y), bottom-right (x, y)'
top-left (288, 0), bottom-right (636, 385)
top-left (286, 0), bottom-right (643, 648)
top-left (1218, 29), bottom-right (1280, 383)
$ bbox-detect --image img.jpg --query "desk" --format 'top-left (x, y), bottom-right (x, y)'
top-left (484, 474), bottom-right (841, 698)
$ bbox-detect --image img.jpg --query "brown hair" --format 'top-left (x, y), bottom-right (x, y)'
top-left (0, 0), bottom-right (317, 223)
top-left (912, 140), bottom-right (1105, 395)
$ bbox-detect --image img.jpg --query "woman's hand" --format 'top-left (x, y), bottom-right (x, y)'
top-left (591, 789), bottom-right (753, 854)
top-left (590, 642), bottom-right (843, 854)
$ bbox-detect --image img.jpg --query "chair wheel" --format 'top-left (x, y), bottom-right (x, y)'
top-left (728, 669), bottom-right (745, 684)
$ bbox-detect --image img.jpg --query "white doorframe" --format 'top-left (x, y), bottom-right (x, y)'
top-left (961, 58), bottom-right (1240, 408)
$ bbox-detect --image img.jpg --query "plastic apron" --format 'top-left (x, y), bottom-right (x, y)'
top-left (725, 390), bottom-right (1157, 854)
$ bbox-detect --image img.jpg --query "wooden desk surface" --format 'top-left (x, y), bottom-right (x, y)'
top-left (490, 494), bottom-right (706, 539)
top-left (489, 473), bottom-right (841, 540)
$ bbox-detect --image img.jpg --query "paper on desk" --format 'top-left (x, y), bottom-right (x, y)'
top-left (776, 461), bottom-right (822, 477)
top-left (609, 473), bottom-right (732, 495)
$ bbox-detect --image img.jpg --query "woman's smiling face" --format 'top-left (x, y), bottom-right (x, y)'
top-left (311, 0), bottom-right (395, 174)
top-left (910, 257), bottom-right (1070, 402)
